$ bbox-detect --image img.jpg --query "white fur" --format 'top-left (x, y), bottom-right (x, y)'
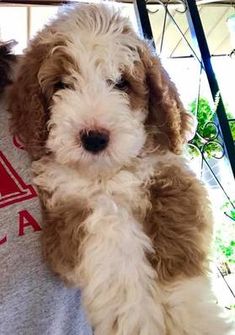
top-left (163, 276), bottom-right (233, 335)
top-left (31, 4), bottom-right (234, 335)
top-left (47, 88), bottom-right (146, 174)
top-left (77, 198), bottom-right (166, 335)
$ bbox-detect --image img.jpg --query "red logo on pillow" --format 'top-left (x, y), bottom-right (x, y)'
top-left (0, 151), bottom-right (37, 208)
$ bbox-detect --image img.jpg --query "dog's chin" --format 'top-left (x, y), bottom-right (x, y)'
top-left (52, 147), bottom-right (142, 177)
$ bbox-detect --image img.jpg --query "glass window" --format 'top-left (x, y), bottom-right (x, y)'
top-left (30, 6), bottom-right (58, 38)
top-left (0, 6), bottom-right (27, 53)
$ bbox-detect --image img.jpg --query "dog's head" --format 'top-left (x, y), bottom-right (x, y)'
top-left (9, 4), bottom-right (193, 173)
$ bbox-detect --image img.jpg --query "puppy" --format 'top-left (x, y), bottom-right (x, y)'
top-left (8, 3), bottom-right (233, 335)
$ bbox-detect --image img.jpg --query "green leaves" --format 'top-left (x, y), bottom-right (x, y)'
top-left (188, 98), bottom-right (235, 158)
top-left (214, 202), bottom-right (235, 270)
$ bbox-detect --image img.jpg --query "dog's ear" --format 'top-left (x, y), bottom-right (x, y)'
top-left (141, 46), bottom-right (194, 154)
top-left (8, 42), bottom-right (50, 159)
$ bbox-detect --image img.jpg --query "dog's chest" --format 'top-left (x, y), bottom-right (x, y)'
top-left (79, 169), bottom-right (150, 221)
top-left (33, 157), bottom-right (154, 221)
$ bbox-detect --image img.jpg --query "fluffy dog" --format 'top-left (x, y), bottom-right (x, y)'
top-left (8, 3), bottom-right (233, 335)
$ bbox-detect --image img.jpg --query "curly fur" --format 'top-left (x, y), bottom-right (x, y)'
top-left (8, 3), bottom-right (233, 335)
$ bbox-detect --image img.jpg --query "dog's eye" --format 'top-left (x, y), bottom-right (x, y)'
top-left (54, 81), bottom-right (70, 91)
top-left (114, 78), bottom-right (130, 91)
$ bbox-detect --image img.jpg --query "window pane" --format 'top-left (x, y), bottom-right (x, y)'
top-left (30, 6), bottom-right (58, 38)
top-left (0, 6), bottom-right (27, 53)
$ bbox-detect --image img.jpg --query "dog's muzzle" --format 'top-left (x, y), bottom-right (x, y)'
top-left (80, 129), bottom-right (110, 154)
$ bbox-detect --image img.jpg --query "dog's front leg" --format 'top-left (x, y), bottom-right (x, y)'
top-left (78, 195), bottom-right (166, 335)
top-left (32, 157), bottom-right (92, 284)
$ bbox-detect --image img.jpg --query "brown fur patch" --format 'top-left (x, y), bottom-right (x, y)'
top-left (123, 61), bottom-right (149, 112)
top-left (143, 163), bottom-right (213, 283)
top-left (7, 34), bottom-right (76, 159)
top-left (41, 198), bottom-right (91, 285)
top-left (140, 46), bottom-right (192, 155)
top-left (38, 44), bottom-right (78, 101)
top-left (8, 41), bottom-right (51, 159)
top-left (120, 43), bottom-right (193, 155)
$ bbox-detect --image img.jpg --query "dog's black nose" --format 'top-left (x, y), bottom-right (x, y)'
top-left (80, 130), bottom-right (109, 153)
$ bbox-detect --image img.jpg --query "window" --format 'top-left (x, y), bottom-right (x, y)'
top-left (0, 4), bottom-right (138, 53)
top-left (0, 6), bottom-right (27, 53)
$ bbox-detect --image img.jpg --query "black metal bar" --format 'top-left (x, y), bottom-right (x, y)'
top-left (160, 7), bottom-right (167, 53)
top-left (168, 54), bottom-right (233, 59)
top-left (186, 0), bottom-right (235, 179)
top-left (133, 0), bottom-right (155, 48)
top-left (217, 266), bottom-right (235, 299)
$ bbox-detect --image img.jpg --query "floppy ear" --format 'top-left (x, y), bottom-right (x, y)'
top-left (8, 42), bottom-right (50, 159)
top-left (142, 47), bottom-right (194, 154)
